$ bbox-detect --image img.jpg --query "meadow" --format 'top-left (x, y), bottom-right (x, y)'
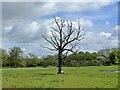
top-left (2, 65), bottom-right (119, 88)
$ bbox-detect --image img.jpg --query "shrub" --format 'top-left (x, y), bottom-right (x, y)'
top-left (104, 61), bottom-right (111, 66)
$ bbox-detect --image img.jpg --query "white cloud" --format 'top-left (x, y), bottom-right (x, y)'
top-left (3, 21), bottom-right (41, 42)
top-left (112, 25), bottom-right (120, 36)
top-left (21, 48), bottom-right (26, 51)
top-left (2, 17), bottom-right (95, 56)
top-left (4, 25), bottom-right (13, 34)
top-left (111, 39), bottom-right (118, 45)
top-left (99, 32), bottom-right (111, 39)
top-left (2, 2), bottom-right (117, 56)
top-left (82, 32), bottom-right (111, 44)
top-left (3, 17), bottom-right (118, 54)
top-left (3, 17), bottom-right (93, 43)
top-left (2, 21), bottom-right (118, 56)
top-left (28, 21), bottom-right (40, 33)
top-left (114, 25), bottom-right (120, 31)
top-left (2, 2), bottom-right (115, 40)
top-left (79, 18), bottom-right (93, 27)
top-left (2, 2), bottom-right (114, 21)
top-left (79, 31), bottom-right (117, 51)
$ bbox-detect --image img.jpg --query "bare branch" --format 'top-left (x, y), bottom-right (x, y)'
top-left (54, 17), bottom-right (61, 31)
top-left (50, 27), bottom-right (60, 33)
top-left (40, 44), bottom-right (57, 51)
top-left (51, 30), bottom-right (59, 47)
top-left (41, 34), bottom-right (58, 50)
top-left (62, 19), bottom-right (85, 49)
top-left (41, 34), bottom-right (54, 45)
top-left (41, 17), bottom-right (85, 73)
top-left (62, 21), bottom-right (74, 44)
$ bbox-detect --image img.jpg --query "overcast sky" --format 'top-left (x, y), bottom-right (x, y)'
top-left (1, 0), bottom-right (119, 57)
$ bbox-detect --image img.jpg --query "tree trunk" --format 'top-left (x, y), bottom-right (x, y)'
top-left (58, 59), bottom-right (62, 74)
top-left (57, 50), bottom-right (62, 74)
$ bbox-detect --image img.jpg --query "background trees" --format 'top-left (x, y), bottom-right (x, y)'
top-left (1, 46), bottom-right (119, 68)
top-left (8, 46), bottom-right (23, 67)
top-left (109, 49), bottom-right (119, 64)
top-left (42, 55), bottom-right (57, 67)
top-left (0, 48), bottom-right (9, 67)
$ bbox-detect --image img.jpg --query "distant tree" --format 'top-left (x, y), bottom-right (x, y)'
top-left (85, 52), bottom-right (93, 61)
top-left (0, 48), bottom-right (2, 66)
top-left (43, 55), bottom-right (56, 66)
top-left (117, 50), bottom-right (120, 63)
top-left (98, 49), bottom-right (111, 57)
top-left (9, 46), bottom-right (23, 67)
top-left (0, 48), bottom-right (9, 67)
top-left (91, 52), bottom-right (98, 60)
top-left (109, 49), bottom-right (119, 64)
top-left (2, 49), bottom-right (9, 67)
top-left (42, 17), bottom-right (85, 74)
top-left (25, 54), bottom-right (40, 67)
top-left (68, 51), bottom-right (85, 63)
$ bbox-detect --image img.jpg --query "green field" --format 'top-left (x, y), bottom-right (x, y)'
top-left (2, 65), bottom-right (119, 88)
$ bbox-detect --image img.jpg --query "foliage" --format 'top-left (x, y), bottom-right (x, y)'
top-left (0, 48), bottom-right (9, 67)
top-left (42, 55), bottom-right (57, 67)
top-left (98, 48), bottom-right (111, 57)
top-left (1, 46), bottom-right (119, 68)
top-left (109, 49), bottom-right (119, 64)
top-left (8, 46), bottom-right (23, 67)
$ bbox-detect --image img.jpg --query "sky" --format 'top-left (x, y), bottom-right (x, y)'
top-left (1, 0), bottom-right (119, 57)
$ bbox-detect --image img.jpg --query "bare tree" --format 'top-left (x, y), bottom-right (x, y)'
top-left (42, 17), bottom-right (85, 74)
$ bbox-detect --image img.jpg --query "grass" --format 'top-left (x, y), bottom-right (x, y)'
top-left (2, 65), bottom-right (119, 88)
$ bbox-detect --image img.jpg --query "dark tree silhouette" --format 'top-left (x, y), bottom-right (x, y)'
top-left (42, 17), bottom-right (85, 74)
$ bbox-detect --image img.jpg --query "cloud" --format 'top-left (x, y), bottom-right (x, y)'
top-left (81, 32), bottom-right (111, 44)
top-left (72, 18), bottom-right (93, 29)
top-left (2, 2), bottom-right (118, 56)
top-left (2, 17), bottom-right (93, 43)
top-left (2, 2), bottom-right (46, 20)
top-left (114, 25), bottom-right (120, 31)
top-left (2, 17), bottom-right (94, 56)
top-left (3, 18), bottom-right (118, 55)
top-left (79, 31), bottom-right (117, 52)
top-left (99, 32), bottom-right (111, 39)
top-left (3, 21), bottom-right (41, 42)
top-left (111, 25), bottom-right (119, 37)
top-left (2, 2), bottom-right (114, 21)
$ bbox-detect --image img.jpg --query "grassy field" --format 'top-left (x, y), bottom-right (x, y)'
top-left (2, 65), bottom-right (119, 88)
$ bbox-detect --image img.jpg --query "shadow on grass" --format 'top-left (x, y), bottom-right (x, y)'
top-left (38, 73), bottom-right (55, 76)
top-left (100, 70), bottom-right (120, 73)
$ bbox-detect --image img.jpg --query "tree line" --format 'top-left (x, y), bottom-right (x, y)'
top-left (0, 46), bottom-right (119, 68)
